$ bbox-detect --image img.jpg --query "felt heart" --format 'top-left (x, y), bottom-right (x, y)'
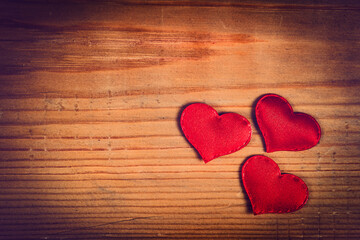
top-left (180, 103), bottom-right (251, 163)
top-left (242, 155), bottom-right (309, 215)
top-left (255, 94), bottom-right (321, 152)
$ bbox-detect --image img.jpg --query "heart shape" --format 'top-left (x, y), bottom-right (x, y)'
top-left (255, 94), bottom-right (321, 152)
top-left (180, 103), bottom-right (251, 163)
top-left (242, 155), bottom-right (309, 215)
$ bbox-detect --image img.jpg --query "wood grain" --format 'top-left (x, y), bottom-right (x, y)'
top-left (0, 1), bottom-right (359, 239)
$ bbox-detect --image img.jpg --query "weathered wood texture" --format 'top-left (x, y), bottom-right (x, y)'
top-left (0, 1), bottom-right (359, 239)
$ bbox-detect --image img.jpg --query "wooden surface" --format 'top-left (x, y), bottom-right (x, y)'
top-left (0, 1), bottom-right (359, 239)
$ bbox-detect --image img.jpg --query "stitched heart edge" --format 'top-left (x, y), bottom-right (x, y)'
top-left (255, 94), bottom-right (321, 152)
top-left (242, 155), bottom-right (309, 215)
top-left (181, 103), bottom-right (252, 163)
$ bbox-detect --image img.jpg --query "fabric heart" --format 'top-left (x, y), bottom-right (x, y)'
top-left (255, 94), bottom-right (321, 152)
top-left (242, 155), bottom-right (309, 215)
top-left (180, 103), bottom-right (251, 163)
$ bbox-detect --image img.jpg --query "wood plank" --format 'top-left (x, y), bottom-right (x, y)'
top-left (0, 0), bottom-right (359, 239)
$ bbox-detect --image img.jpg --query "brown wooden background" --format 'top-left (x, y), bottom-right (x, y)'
top-left (0, 1), bottom-right (359, 239)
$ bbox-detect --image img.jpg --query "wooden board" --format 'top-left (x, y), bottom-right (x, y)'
top-left (0, 1), bottom-right (359, 239)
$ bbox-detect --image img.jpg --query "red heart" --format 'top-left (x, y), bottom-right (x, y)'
top-left (180, 103), bottom-right (251, 163)
top-left (255, 94), bottom-right (321, 152)
top-left (242, 155), bottom-right (309, 215)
